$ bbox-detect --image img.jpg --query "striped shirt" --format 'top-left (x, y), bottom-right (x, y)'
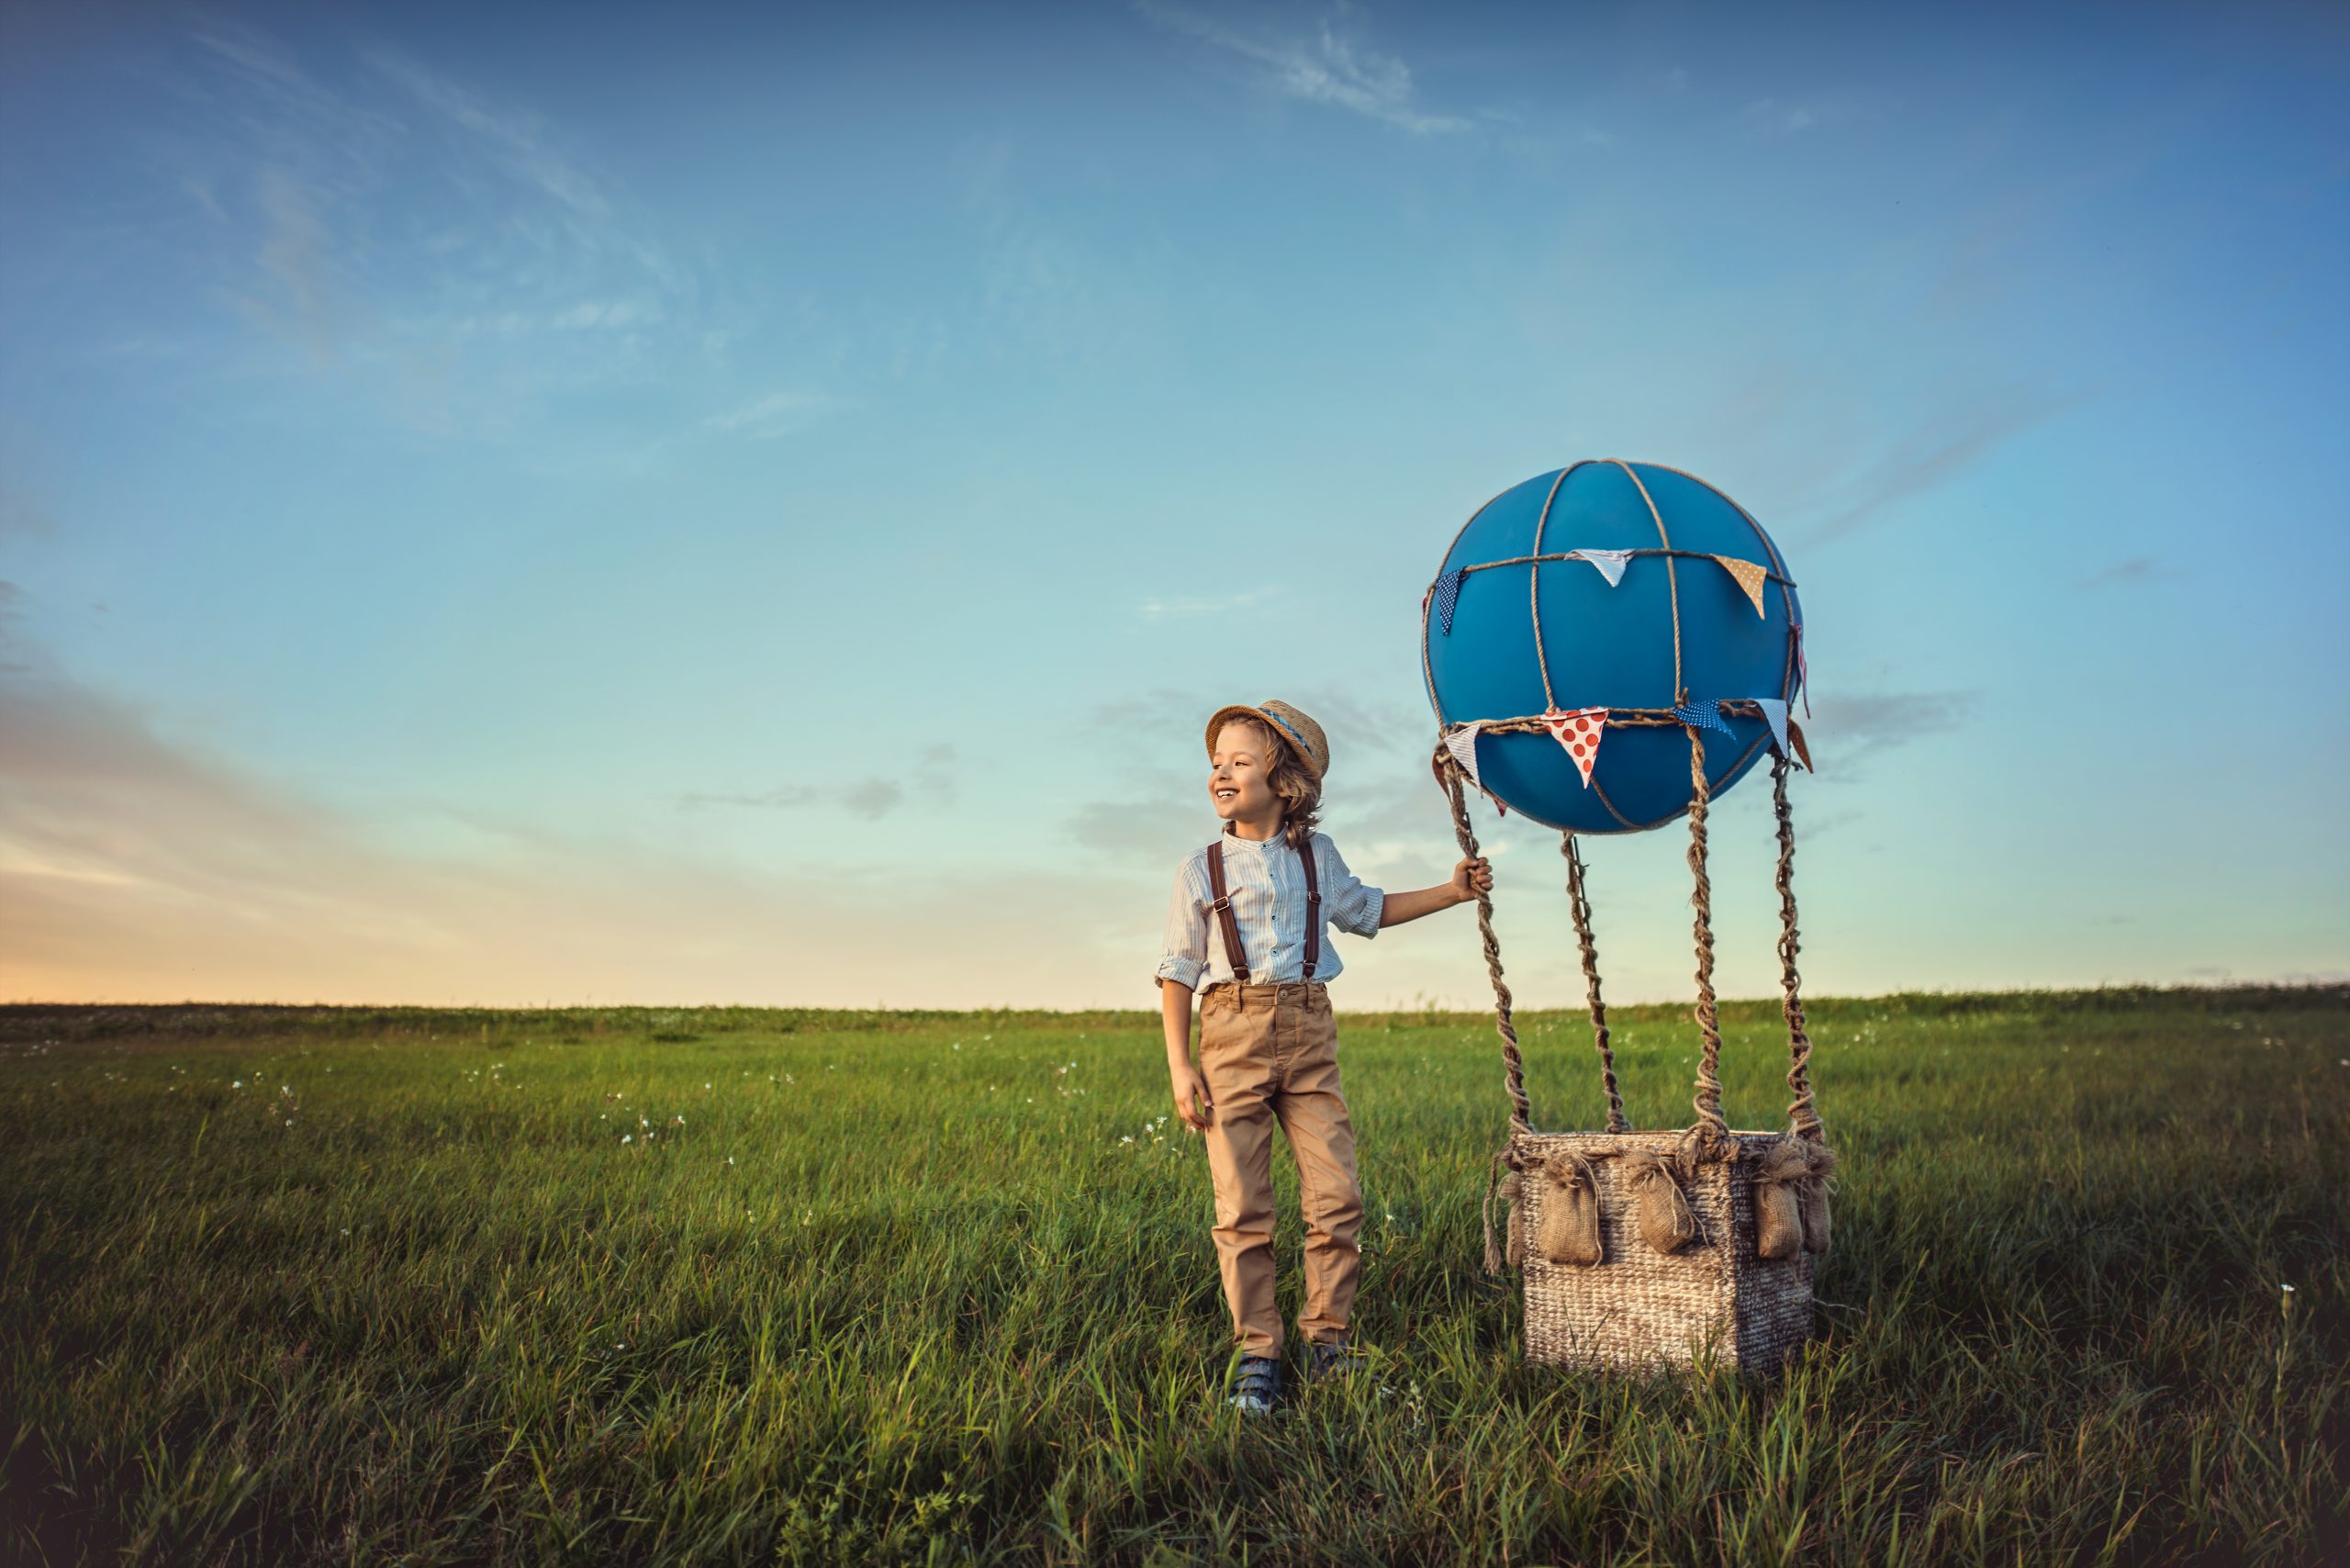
top-left (1155, 826), bottom-right (1386, 991)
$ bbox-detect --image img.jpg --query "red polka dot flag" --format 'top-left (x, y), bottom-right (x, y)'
top-left (1541, 706), bottom-right (1609, 788)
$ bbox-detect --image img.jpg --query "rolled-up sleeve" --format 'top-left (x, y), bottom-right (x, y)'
top-left (1154, 857), bottom-right (1210, 990)
top-left (1317, 837), bottom-right (1385, 939)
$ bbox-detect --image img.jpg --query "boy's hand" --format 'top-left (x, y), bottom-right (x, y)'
top-left (1451, 856), bottom-right (1493, 904)
top-left (1170, 1061), bottom-right (1214, 1130)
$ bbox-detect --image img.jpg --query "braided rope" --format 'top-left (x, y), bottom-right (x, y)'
top-left (1774, 756), bottom-right (1825, 1143)
top-left (1616, 461), bottom-right (1684, 703)
top-left (1440, 763), bottom-right (1532, 1136)
top-left (1683, 727), bottom-right (1731, 1164)
top-left (1561, 834), bottom-right (1628, 1132)
top-left (1527, 466), bottom-right (1572, 712)
top-left (1442, 701), bottom-right (1775, 735)
top-left (1452, 546), bottom-right (1797, 587)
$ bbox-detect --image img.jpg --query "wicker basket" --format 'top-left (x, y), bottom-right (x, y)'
top-left (1511, 1129), bottom-right (1815, 1372)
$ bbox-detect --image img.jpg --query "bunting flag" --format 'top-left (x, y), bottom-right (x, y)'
top-left (1568, 548), bottom-right (1632, 587)
top-left (1674, 697), bottom-right (1734, 737)
top-left (1542, 706), bottom-right (1608, 787)
top-left (1786, 719), bottom-right (1814, 772)
top-left (1753, 697), bottom-right (1791, 759)
top-left (1713, 555), bottom-right (1769, 618)
top-left (1431, 567), bottom-right (1464, 634)
top-left (1443, 722), bottom-right (1485, 791)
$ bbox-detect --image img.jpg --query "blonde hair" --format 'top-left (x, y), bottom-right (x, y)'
top-left (1223, 716), bottom-right (1322, 857)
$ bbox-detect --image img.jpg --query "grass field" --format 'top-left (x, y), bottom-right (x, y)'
top-left (2, 987), bottom-right (2344, 1565)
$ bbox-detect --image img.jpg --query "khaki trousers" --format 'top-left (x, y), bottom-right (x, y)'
top-left (1198, 981), bottom-right (1363, 1358)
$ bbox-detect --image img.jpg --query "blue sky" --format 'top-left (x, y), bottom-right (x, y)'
top-left (1, 0), bottom-right (2344, 1009)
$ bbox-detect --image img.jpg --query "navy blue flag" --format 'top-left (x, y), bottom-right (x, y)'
top-left (1673, 698), bottom-right (1734, 736)
top-left (1431, 567), bottom-right (1463, 634)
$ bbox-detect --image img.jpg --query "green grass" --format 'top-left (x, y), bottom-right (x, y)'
top-left (2, 987), bottom-right (2344, 1565)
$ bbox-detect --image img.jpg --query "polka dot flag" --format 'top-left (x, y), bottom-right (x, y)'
top-left (1432, 566), bottom-right (1464, 634)
top-left (1711, 555), bottom-right (1769, 618)
top-left (1541, 706), bottom-right (1608, 787)
top-left (1673, 698), bottom-right (1735, 737)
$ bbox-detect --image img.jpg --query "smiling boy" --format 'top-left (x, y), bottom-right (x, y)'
top-left (1155, 700), bottom-right (1491, 1416)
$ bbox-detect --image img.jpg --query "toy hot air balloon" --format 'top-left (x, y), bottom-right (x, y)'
top-left (1424, 460), bottom-right (1833, 1375)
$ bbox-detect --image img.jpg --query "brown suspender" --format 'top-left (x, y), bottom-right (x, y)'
top-left (1204, 834), bottom-right (1321, 985)
top-left (1302, 837), bottom-right (1322, 979)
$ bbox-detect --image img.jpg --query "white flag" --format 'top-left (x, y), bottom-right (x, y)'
top-left (1444, 722), bottom-right (1484, 790)
top-left (1754, 698), bottom-right (1790, 758)
top-left (1568, 549), bottom-right (1632, 587)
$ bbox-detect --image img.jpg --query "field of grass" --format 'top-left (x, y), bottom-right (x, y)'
top-left (1, 987), bottom-right (2344, 1565)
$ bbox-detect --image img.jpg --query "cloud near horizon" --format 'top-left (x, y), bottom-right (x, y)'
top-left (0, 627), bottom-right (1122, 1008)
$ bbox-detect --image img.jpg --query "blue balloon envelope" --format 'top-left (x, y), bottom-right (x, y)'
top-left (1422, 461), bottom-right (1803, 834)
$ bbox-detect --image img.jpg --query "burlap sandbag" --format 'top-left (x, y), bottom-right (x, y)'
top-left (1621, 1149), bottom-right (1698, 1255)
top-left (1798, 1140), bottom-right (1838, 1256)
top-left (1754, 1136), bottom-right (1810, 1260)
top-left (1536, 1151), bottom-right (1602, 1266)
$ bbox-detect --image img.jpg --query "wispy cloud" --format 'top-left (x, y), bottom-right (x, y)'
top-left (677, 745), bottom-right (956, 819)
top-left (679, 779), bottom-right (905, 820)
top-left (0, 462), bottom-right (58, 544)
top-left (139, 21), bottom-right (697, 436)
top-left (706, 390), bottom-right (855, 439)
top-left (1138, 588), bottom-right (1280, 619)
top-left (1136, 2), bottom-right (1473, 135)
top-left (1739, 96), bottom-right (1845, 137)
top-left (1804, 690), bottom-right (1980, 769)
top-left (2076, 555), bottom-right (2174, 590)
top-left (249, 168), bottom-right (335, 364)
top-left (1804, 384), bottom-right (2076, 543)
top-left (364, 46), bottom-right (615, 229)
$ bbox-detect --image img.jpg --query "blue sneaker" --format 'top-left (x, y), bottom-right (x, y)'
top-left (1226, 1355), bottom-right (1281, 1417)
top-left (1306, 1338), bottom-right (1366, 1384)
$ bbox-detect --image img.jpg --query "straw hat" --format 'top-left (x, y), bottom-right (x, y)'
top-left (1204, 700), bottom-right (1328, 779)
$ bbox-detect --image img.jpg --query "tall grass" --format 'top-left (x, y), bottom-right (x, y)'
top-left (2, 987), bottom-right (2343, 1564)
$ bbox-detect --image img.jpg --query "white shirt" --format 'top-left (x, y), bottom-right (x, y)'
top-left (1155, 826), bottom-right (1385, 991)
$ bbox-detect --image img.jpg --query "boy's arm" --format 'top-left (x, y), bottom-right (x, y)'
top-left (1377, 856), bottom-right (1493, 928)
top-left (1161, 980), bottom-right (1213, 1130)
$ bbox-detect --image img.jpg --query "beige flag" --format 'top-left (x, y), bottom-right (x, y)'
top-left (1713, 555), bottom-right (1769, 618)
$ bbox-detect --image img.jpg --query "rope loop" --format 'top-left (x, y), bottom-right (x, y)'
top-left (1561, 834), bottom-right (1628, 1132)
top-left (1684, 726), bottom-right (1731, 1162)
top-left (1774, 756), bottom-right (1825, 1143)
top-left (1437, 753), bottom-right (1532, 1136)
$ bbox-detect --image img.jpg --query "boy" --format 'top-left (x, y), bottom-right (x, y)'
top-left (1155, 700), bottom-right (1490, 1416)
